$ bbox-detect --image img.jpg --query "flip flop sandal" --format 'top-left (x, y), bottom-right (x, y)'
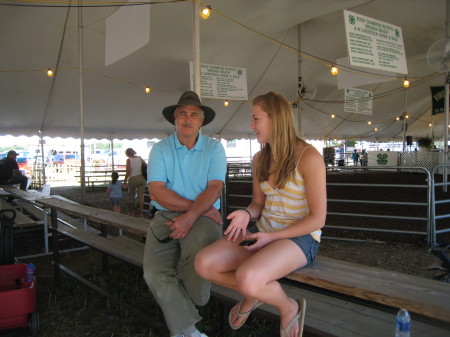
top-left (280, 298), bottom-right (306, 337)
top-left (228, 300), bottom-right (263, 329)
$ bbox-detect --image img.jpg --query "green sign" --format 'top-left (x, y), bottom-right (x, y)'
top-left (431, 86), bottom-right (445, 115)
top-left (377, 153), bottom-right (388, 165)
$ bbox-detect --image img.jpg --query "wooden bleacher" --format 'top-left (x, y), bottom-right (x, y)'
top-left (28, 196), bottom-right (450, 336)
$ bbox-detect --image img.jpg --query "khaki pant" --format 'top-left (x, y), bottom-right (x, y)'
top-left (128, 174), bottom-right (146, 204)
top-left (143, 211), bottom-right (222, 335)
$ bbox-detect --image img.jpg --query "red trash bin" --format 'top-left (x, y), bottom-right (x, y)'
top-left (0, 263), bottom-right (39, 336)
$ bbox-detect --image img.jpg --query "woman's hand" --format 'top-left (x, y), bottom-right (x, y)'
top-left (242, 232), bottom-right (273, 251)
top-left (224, 209), bottom-right (251, 242)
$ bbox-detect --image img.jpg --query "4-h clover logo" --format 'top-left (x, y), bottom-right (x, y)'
top-left (377, 153), bottom-right (388, 165)
top-left (349, 15), bottom-right (355, 25)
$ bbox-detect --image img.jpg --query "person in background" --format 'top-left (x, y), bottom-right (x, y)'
top-left (105, 171), bottom-right (123, 213)
top-left (0, 150), bottom-right (28, 190)
top-left (123, 148), bottom-right (147, 217)
top-left (195, 91), bottom-right (327, 337)
top-left (351, 149), bottom-right (360, 166)
top-left (143, 91), bottom-right (226, 337)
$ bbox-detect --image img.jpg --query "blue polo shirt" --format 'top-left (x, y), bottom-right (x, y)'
top-left (148, 133), bottom-right (226, 210)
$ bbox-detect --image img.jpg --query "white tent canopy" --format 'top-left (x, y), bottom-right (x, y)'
top-left (0, 0), bottom-right (448, 142)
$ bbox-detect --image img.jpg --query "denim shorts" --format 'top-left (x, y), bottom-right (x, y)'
top-left (110, 197), bottom-right (121, 206)
top-left (249, 226), bottom-right (319, 265)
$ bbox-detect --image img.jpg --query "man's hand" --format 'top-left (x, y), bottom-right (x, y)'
top-left (168, 212), bottom-right (196, 239)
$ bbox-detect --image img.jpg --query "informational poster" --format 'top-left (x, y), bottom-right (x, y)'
top-left (344, 10), bottom-right (407, 74)
top-left (190, 62), bottom-right (248, 100)
top-left (105, 0), bottom-right (150, 66)
top-left (345, 88), bottom-right (373, 115)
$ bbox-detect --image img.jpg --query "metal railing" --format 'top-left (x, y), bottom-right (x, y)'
top-left (430, 164), bottom-right (450, 245)
top-left (223, 163), bottom-right (449, 246)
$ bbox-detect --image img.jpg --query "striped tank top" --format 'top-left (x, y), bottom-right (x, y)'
top-left (255, 147), bottom-right (322, 242)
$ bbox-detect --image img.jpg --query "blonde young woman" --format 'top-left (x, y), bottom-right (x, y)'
top-left (195, 91), bottom-right (327, 337)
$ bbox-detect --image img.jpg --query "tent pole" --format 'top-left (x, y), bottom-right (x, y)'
top-left (110, 136), bottom-right (115, 170)
top-left (443, 76), bottom-right (448, 192)
top-left (78, 0), bottom-right (86, 202)
top-left (443, 0), bottom-right (450, 191)
top-left (192, 1), bottom-right (201, 95)
top-left (402, 88), bottom-right (408, 152)
top-left (296, 23), bottom-right (304, 139)
top-left (39, 130), bottom-right (46, 186)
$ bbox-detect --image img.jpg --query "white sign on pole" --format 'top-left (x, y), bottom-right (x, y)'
top-left (190, 62), bottom-right (248, 100)
top-left (105, 0), bottom-right (150, 66)
top-left (343, 10), bottom-right (408, 74)
top-left (345, 88), bottom-right (373, 115)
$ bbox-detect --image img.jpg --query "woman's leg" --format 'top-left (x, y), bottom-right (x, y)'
top-left (195, 236), bottom-right (260, 327)
top-left (233, 239), bottom-right (307, 337)
top-left (128, 176), bottom-right (138, 216)
top-left (136, 177), bottom-right (146, 217)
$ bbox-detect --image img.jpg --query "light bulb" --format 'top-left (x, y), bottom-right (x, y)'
top-left (47, 69), bottom-right (54, 77)
top-left (396, 117), bottom-right (400, 121)
top-left (224, 100), bottom-right (229, 107)
top-left (145, 86), bottom-right (151, 94)
top-left (403, 78), bottom-right (410, 88)
top-left (368, 121), bottom-right (372, 125)
top-left (374, 128), bottom-right (378, 131)
top-left (331, 114), bottom-right (335, 119)
top-left (200, 5), bottom-right (211, 20)
top-left (330, 66), bottom-right (339, 76)
top-left (429, 123), bottom-right (432, 127)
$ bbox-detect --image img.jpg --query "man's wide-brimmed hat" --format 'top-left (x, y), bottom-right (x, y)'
top-left (162, 91), bottom-right (215, 126)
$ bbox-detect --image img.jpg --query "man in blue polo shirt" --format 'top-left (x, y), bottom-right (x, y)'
top-left (143, 91), bottom-right (226, 337)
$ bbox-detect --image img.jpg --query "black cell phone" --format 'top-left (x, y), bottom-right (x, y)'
top-left (239, 239), bottom-right (257, 246)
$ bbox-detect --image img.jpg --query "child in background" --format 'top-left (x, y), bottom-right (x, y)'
top-left (105, 171), bottom-right (123, 213)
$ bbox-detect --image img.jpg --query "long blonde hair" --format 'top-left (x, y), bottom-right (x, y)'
top-left (253, 91), bottom-right (302, 188)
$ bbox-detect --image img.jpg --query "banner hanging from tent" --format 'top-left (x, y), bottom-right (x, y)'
top-left (105, 0), bottom-right (150, 66)
top-left (190, 62), bottom-right (248, 100)
top-left (344, 10), bottom-right (407, 74)
top-left (430, 86), bottom-right (446, 115)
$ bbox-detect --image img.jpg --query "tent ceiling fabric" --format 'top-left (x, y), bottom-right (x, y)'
top-left (0, 0), bottom-right (447, 141)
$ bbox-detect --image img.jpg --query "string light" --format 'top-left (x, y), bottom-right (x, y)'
top-left (374, 128), bottom-right (378, 131)
top-left (224, 100), bottom-right (229, 107)
top-left (429, 123), bottom-right (432, 127)
top-left (331, 114), bottom-right (335, 118)
top-left (145, 86), bottom-right (151, 94)
top-left (396, 117), bottom-right (400, 121)
top-left (47, 69), bottom-right (54, 77)
top-left (200, 5), bottom-right (211, 20)
top-left (330, 65), bottom-right (339, 76)
top-left (368, 121), bottom-right (372, 125)
top-left (403, 77), bottom-right (410, 88)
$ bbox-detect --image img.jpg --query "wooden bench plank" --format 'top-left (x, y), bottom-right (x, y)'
top-left (36, 197), bottom-right (149, 236)
top-left (211, 284), bottom-right (449, 337)
top-left (1, 186), bottom-right (48, 202)
top-left (0, 199), bottom-right (36, 227)
top-left (285, 256), bottom-right (450, 323)
top-left (55, 225), bottom-right (144, 268)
